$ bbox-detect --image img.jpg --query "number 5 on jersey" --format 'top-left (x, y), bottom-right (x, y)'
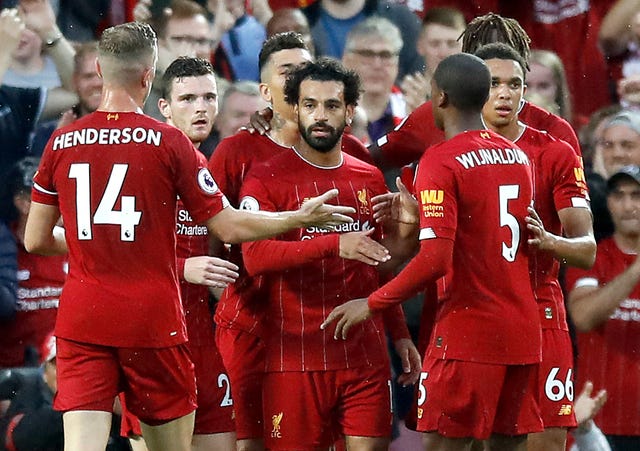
top-left (69, 163), bottom-right (142, 241)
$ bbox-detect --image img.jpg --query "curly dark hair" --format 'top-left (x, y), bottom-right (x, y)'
top-left (283, 57), bottom-right (361, 107)
top-left (460, 13), bottom-right (531, 69)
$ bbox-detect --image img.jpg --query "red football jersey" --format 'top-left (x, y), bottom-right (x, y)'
top-left (240, 149), bottom-right (390, 371)
top-left (209, 130), bottom-right (374, 335)
top-left (176, 152), bottom-right (216, 346)
top-left (376, 100), bottom-right (580, 168)
top-left (0, 241), bottom-right (67, 367)
top-left (565, 238), bottom-right (640, 436)
top-left (416, 130), bottom-right (540, 364)
top-left (516, 126), bottom-right (590, 330)
top-left (32, 111), bottom-right (228, 348)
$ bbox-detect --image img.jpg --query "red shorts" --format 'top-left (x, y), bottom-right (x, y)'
top-left (55, 337), bottom-right (196, 425)
top-left (215, 325), bottom-right (265, 440)
top-left (119, 393), bottom-right (142, 437)
top-left (415, 357), bottom-right (543, 439)
top-left (538, 329), bottom-right (577, 428)
top-left (190, 343), bottom-right (235, 434)
top-left (263, 366), bottom-right (392, 450)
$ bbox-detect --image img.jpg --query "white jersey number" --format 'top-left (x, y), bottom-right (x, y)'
top-left (545, 367), bottom-right (574, 402)
top-left (417, 372), bottom-right (429, 406)
top-left (217, 373), bottom-right (233, 407)
top-left (499, 185), bottom-right (521, 262)
top-left (69, 163), bottom-right (142, 242)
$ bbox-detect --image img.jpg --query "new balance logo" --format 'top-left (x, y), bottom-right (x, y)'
top-left (557, 404), bottom-right (572, 416)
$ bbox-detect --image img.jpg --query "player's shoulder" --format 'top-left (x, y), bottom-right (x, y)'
top-left (520, 102), bottom-right (577, 139)
top-left (216, 129), bottom-right (284, 156)
top-left (521, 125), bottom-right (576, 156)
top-left (245, 147), bottom-right (296, 178)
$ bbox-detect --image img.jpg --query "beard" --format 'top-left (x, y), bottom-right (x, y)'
top-left (299, 121), bottom-right (345, 153)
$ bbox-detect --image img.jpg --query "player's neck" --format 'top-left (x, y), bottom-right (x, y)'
top-left (444, 112), bottom-right (484, 139)
top-left (295, 140), bottom-right (343, 167)
top-left (268, 113), bottom-right (299, 146)
top-left (488, 120), bottom-right (524, 142)
top-left (614, 232), bottom-right (640, 254)
top-left (97, 86), bottom-right (146, 112)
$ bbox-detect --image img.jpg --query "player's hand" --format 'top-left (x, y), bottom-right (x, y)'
top-left (321, 298), bottom-right (371, 339)
top-left (372, 177), bottom-right (418, 225)
top-left (246, 106), bottom-right (273, 134)
top-left (526, 206), bottom-right (556, 251)
top-left (339, 228), bottom-right (390, 265)
top-left (0, 9), bottom-right (25, 55)
top-left (297, 189), bottom-right (355, 228)
top-left (184, 256), bottom-right (239, 288)
top-left (574, 381), bottom-right (607, 427)
top-left (393, 338), bottom-right (421, 386)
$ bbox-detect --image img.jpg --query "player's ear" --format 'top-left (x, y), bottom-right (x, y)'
top-left (345, 104), bottom-right (355, 126)
top-left (158, 98), bottom-right (171, 120)
top-left (436, 90), bottom-right (448, 108)
top-left (259, 82), bottom-right (272, 103)
top-left (142, 66), bottom-right (154, 89)
top-left (95, 59), bottom-right (103, 79)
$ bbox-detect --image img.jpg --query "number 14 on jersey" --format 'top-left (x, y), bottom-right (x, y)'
top-left (69, 163), bottom-right (142, 242)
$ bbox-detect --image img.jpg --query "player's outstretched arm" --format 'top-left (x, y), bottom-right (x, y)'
top-left (322, 238), bottom-right (453, 339)
top-left (24, 202), bottom-right (67, 256)
top-left (206, 188), bottom-right (355, 244)
top-left (526, 206), bottom-right (596, 269)
top-left (243, 229), bottom-right (390, 276)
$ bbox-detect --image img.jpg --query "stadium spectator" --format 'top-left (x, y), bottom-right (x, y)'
top-left (599, 0), bottom-right (640, 103)
top-left (215, 0), bottom-right (266, 81)
top-left (342, 16), bottom-right (406, 143)
top-left (566, 164), bottom-right (640, 451)
top-left (30, 42), bottom-right (102, 156)
top-left (0, 333), bottom-right (130, 451)
top-left (342, 16), bottom-right (406, 189)
top-left (265, 7), bottom-right (314, 55)
top-left (202, 80), bottom-right (268, 157)
top-left (0, 158), bottom-right (67, 370)
top-left (525, 49), bottom-right (574, 125)
top-left (301, 0), bottom-right (424, 80)
top-left (134, 0), bottom-right (215, 120)
top-left (401, 7), bottom-right (465, 113)
top-left (0, 4), bottom-right (77, 180)
top-left (599, 110), bottom-right (640, 178)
